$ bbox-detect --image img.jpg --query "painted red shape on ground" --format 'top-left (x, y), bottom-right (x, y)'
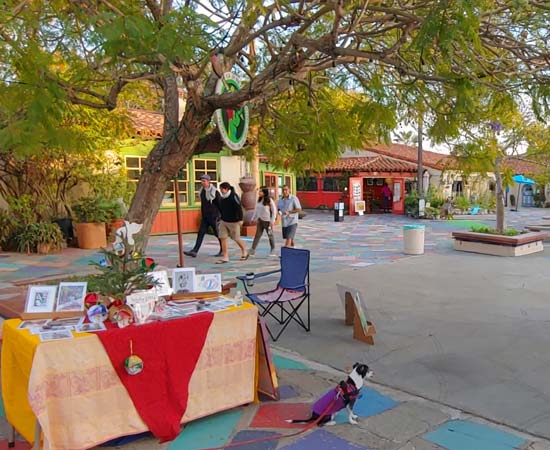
top-left (249, 403), bottom-right (312, 429)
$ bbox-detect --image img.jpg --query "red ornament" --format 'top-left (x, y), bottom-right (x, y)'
top-left (85, 292), bottom-right (99, 309)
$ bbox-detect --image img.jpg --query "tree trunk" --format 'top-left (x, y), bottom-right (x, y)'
top-left (494, 156), bottom-right (505, 233)
top-left (127, 100), bottom-right (214, 249)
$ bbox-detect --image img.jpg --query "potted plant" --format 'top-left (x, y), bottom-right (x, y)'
top-left (73, 197), bottom-right (110, 249)
top-left (103, 198), bottom-right (127, 242)
top-left (15, 222), bottom-right (65, 254)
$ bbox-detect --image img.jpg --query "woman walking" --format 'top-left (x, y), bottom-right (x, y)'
top-left (249, 187), bottom-right (277, 257)
top-left (216, 182), bottom-right (248, 264)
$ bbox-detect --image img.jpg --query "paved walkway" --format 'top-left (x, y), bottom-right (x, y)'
top-left (1, 209), bottom-right (550, 449)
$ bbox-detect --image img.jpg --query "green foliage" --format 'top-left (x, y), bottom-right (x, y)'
top-left (0, 210), bottom-right (18, 249)
top-left (89, 231), bottom-right (157, 298)
top-left (14, 222), bottom-right (65, 253)
top-left (405, 191), bottom-right (420, 216)
top-left (470, 225), bottom-right (521, 236)
top-left (455, 196), bottom-right (471, 211)
top-left (72, 197), bottom-right (110, 224)
top-left (259, 87), bottom-right (396, 173)
top-left (426, 187), bottom-right (444, 209)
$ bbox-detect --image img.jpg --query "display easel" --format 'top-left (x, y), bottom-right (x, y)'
top-left (344, 291), bottom-right (376, 345)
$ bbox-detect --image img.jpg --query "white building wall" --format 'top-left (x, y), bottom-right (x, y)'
top-left (220, 155), bottom-right (247, 194)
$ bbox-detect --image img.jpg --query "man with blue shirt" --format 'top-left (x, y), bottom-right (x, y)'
top-left (277, 185), bottom-right (302, 247)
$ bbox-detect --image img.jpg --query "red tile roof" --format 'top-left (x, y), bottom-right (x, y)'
top-left (364, 143), bottom-right (452, 170)
top-left (326, 155), bottom-right (418, 173)
top-left (503, 157), bottom-right (544, 176)
top-left (127, 109), bottom-right (163, 138)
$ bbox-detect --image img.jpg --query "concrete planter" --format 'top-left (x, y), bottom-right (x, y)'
top-left (452, 231), bottom-right (546, 257)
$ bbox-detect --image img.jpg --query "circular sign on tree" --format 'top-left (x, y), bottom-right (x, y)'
top-left (214, 73), bottom-right (249, 151)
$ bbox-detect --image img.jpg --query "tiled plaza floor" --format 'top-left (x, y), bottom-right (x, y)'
top-left (1, 209), bottom-right (549, 449)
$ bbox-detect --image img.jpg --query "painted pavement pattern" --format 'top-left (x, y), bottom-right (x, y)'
top-left (0, 210), bottom-right (549, 449)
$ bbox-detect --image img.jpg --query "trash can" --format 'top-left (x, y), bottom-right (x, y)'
top-left (403, 224), bottom-right (425, 255)
top-left (334, 202), bottom-right (344, 222)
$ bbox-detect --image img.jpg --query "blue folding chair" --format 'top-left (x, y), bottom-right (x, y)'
top-left (238, 247), bottom-right (310, 341)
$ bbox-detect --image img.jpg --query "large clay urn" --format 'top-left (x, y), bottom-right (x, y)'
top-left (239, 175), bottom-right (257, 226)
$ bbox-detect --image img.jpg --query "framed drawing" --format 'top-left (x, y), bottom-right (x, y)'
top-left (56, 282), bottom-right (87, 312)
top-left (195, 273), bottom-right (222, 293)
top-left (25, 285), bottom-right (57, 314)
top-left (172, 268), bottom-right (196, 293)
top-left (354, 200), bottom-right (366, 216)
top-left (150, 270), bottom-right (173, 296)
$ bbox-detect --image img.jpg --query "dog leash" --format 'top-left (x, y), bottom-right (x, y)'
top-left (197, 396), bottom-right (340, 450)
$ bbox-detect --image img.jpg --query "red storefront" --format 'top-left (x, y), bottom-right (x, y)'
top-left (297, 155), bottom-right (417, 215)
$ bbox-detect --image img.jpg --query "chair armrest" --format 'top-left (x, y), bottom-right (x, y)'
top-left (237, 269), bottom-right (282, 296)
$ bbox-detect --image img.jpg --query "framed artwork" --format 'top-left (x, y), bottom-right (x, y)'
top-left (39, 329), bottom-right (74, 342)
top-left (366, 178), bottom-right (374, 186)
top-left (257, 318), bottom-right (279, 400)
top-left (376, 178), bottom-right (384, 186)
top-left (25, 285), bottom-right (57, 314)
top-left (76, 322), bottom-right (107, 332)
top-left (56, 282), bottom-right (87, 312)
top-left (336, 283), bottom-right (371, 334)
top-left (150, 270), bottom-right (173, 296)
top-left (195, 273), bottom-right (222, 293)
top-left (354, 201), bottom-right (366, 213)
top-left (172, 268), bottom-right (196, 294)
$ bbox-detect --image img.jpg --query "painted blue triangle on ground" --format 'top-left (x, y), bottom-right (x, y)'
top-left (334, 387), bottom-right (399, 423)
top-left (272, 355), bottom-right (310, 370)
top-left (229, 430), bottom-right (279, 450)
top-left (280, 429), bottom-right (370, 450)
top-left (424, 420), bottom-right (527, 450)
top-left (168, 409), bottom-right (242, 450)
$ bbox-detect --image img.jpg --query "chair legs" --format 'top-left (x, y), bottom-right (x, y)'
top-left (256, 295), bottom-right (310, 341)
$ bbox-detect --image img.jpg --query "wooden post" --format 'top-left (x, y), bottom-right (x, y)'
top-left (174, 179), bottom-right (185, 267)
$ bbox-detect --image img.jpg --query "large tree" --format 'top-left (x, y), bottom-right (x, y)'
top-left (1, 1), bottom-right (549, 241)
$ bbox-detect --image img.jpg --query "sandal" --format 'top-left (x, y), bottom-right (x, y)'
top-left (240, 254), bottom-right (249, 261)
top-left (216, 260), bottom-right (229, 264)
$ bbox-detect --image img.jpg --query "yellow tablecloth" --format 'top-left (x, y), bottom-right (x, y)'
top-left (2, 304), bottom-right (258, 450)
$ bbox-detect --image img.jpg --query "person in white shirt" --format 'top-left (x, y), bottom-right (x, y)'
top-left (249, 187), bottom-right (277, 257)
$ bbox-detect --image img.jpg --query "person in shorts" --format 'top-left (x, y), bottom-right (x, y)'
top-left (277, 185), bottom-right (302, 247)
top-left (216, 182), bottom-right (248, 263)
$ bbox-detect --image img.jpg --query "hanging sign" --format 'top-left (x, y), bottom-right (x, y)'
top-left (214, 73), bottom-right (250, 151)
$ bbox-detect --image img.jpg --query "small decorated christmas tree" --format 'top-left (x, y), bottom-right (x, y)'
top-left (89, 222), bottom-right (157, 299)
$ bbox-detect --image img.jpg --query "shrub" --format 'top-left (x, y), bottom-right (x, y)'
top-left (14, 222), bottom-right (65, 253)
top-left (72, 197), bottom-right (110, 223)
top-left (470, 225), bottom-right (521, 236)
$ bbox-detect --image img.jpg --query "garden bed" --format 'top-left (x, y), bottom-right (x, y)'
top-left (452, 231), bottom-right (547, 257)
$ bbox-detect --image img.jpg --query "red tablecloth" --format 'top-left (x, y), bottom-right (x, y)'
top-left (96, 312), bottom-right (214, 442)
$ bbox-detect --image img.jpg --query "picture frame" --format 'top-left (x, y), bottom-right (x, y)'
top-left (56, 282), bottom-right (87, 312)
top-left (76, 322), bottom-right (107, 333)
top-left (25, 285), bottom-right (57, 314)
top-left (366, 178), bottom-right (374, 186)
top-left (376, 178), bottom-right (384, 186)
top-left (17, 319), bottom-right (50, 332)
top-left (354, 200), bottom-right (366, 213)
top-left (150, 270), bottom-right (173, 296)
top-left (172, 268), bottom-right (196, 294)
top-left (39, 329), bottom-right (74, 342)
top-left (195, 273), bottom-right (222, 293)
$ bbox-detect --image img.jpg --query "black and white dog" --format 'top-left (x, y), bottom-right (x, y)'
top-left (287, 363), bottom-right (374, 426)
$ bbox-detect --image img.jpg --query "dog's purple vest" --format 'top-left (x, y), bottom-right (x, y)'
top-left (312, 388), bottom-right (345, 416)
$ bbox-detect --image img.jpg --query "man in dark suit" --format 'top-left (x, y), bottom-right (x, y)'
top-left (183, 174), bottom-right (223, 257)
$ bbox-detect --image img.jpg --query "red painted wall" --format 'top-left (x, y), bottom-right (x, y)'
top-left (151, 209), bottom-right (201, 234)
top-left (297, 191), bottom-right (346, 209)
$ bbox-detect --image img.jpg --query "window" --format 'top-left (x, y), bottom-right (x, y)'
top-left (296, 176), bottom-right (318, 192)
top-left (125, 156), bottom-right (145, 182)
top-left (322, 177), bottom-right (342, 192)
top-left (264, 174), bottom-right (278, 199)
top-left (125, 156), bottom-right (189, 207)
top-left (194, 159), bottom-right (218, 202)
top-left (162, 167), bottom-right (188, 206)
